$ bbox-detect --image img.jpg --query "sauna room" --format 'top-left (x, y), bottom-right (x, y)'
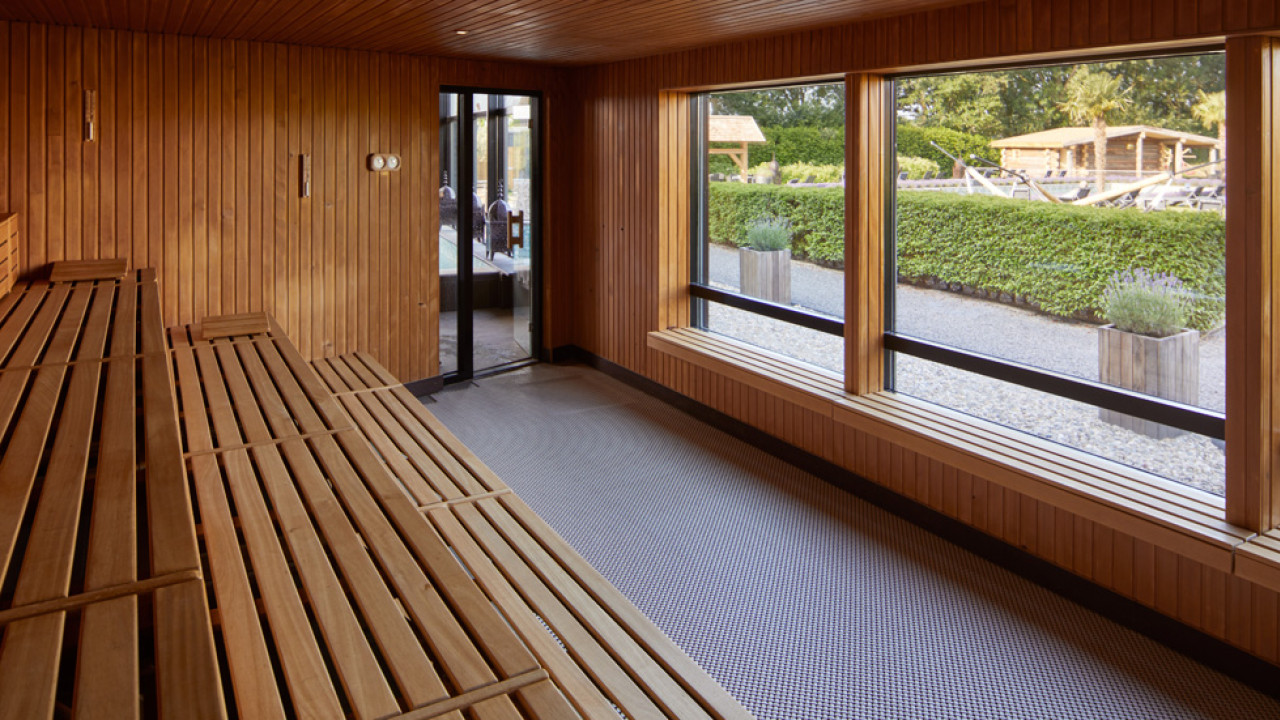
top-left (1, 1), bottom-right (1280, 718)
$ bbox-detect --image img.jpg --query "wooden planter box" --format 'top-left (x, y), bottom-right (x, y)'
top-left (739, 248), bottom-right (791, 304)
top-left (1098, 325), bottom-right (1200, 439)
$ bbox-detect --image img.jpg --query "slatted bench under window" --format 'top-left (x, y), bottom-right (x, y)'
top-left (0, 261), bottom-right (223, 719)
top-left (169, 314), bottom-right (578, 720)
top-left (310, 353), bottom-right (756, 720)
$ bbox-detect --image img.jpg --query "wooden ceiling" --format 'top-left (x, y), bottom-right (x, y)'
top-left (0, 0), bottom-right (967, 65)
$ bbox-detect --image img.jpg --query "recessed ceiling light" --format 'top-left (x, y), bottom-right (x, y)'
top-left (455, 30), bottom-right (468, 35)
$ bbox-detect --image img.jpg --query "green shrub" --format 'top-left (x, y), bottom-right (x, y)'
top-left (707, 184), bottom-right (1227, 330)
top-left (1102, 269), bottom-right (1190, 337)
top-left (708, 183), bottom-right (845, 264)
top-left (896, 191), bottom-right (1225, 330)
top-left (749, 162), bottom-right (843, 183)
top-left (895, 125), bottom-right (997, 174)
top-left (897, 155), bottom-right (940, 179)
top-left (745, 217), bottom-right (792, 251)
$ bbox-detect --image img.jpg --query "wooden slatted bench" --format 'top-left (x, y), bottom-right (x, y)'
top-left (310, 352), bottom-right (757, 720)
top-left (169, 315), bottom-right (578, 720)
top-left (0, 264), bottom-right (224, 719)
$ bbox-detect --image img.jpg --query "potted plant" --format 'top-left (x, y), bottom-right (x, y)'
top-left (739, 217), bottom-right (792, 304)
top-left (1097, 268), bottom-right (1199, 438)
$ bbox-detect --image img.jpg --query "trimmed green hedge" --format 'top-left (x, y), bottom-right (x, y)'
top-left (708, 183), bottom-right (845, 266)
top-left (707, 185), bottom-right (1226, 329)
top-left (896, 191), bottom-right (1225, 329)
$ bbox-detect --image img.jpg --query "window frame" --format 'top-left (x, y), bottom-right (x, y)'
top-left (881, 52), bottom-right (1227, 441)
top-left (687, 89), bottom-right (847, 341)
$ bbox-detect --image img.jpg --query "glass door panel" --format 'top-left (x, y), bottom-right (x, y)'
top-left (438, 90), bottom-right (540, 382)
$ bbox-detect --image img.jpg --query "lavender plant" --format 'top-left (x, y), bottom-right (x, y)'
top-left (745, 217), bottom-right (792, 252)
top-left (1102, 268), bottom-right (1189, 338)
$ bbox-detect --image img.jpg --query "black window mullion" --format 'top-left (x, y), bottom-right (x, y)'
top-left (884, 332), bottom-right (1225, 440)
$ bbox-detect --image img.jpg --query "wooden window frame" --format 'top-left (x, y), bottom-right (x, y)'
top-left (659, 39), bottom-right (1280, 535)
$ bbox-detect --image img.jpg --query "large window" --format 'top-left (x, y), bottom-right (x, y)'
top-left (888, 53), bottom-right (1227, 495)
top-left (691, 83), bottom-right (846, 375)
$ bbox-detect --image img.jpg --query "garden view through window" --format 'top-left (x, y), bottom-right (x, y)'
top-left (695, 82), bottom-right (846, 375)
top-left (890, 53), bottom-right (1227, 495)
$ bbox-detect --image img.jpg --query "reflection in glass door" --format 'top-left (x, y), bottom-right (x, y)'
top-left (438, 90), bottom-right (540, 382)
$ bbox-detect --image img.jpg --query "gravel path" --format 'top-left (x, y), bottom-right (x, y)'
top-left (702, 245), bottom-right (1226, 495)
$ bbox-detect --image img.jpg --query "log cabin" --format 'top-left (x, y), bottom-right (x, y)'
top-left (2, 1), bottom-right (1280, 718)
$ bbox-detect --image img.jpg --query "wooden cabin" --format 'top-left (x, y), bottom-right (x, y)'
top-left (990, 125), bottom-right (1222, 177)
top-left (2, 1), bottom-right (1280, 718)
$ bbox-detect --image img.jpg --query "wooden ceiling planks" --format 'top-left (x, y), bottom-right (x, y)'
top-left (0, 0), bottom-right (973, 64)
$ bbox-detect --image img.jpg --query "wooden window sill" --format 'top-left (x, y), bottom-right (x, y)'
top-left (648, 327), bottom-right (1252, 575)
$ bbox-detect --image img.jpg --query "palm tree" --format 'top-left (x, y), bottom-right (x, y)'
top-left (1059, 69), bottom-right (1131, 192)
top-left (1192, 90), bottom-right (1226, 163)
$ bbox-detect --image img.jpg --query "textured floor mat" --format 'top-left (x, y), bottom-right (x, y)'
top-left (428, 364), bottom-right (1279, 720)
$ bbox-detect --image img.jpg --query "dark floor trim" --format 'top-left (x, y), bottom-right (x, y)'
top-left (555, 345), bottom-right (1280, 700)
top-left (404, 375), bottom-right (445, 397)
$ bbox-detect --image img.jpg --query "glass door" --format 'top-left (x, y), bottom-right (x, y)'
top-left (438, 89), bottom-right (540, 382)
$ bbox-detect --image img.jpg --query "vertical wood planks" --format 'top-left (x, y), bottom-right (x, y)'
top-left (0, 20), bottom-right (555, 382)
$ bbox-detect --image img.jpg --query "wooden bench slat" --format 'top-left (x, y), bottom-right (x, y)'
top-left (189, 338), bottom-right (349, 718)
top-left (495, 494), bottom-right (753, 720)
top-left (83, 279), bottom-right (141, 593)
top-left (208, 340), bottom-right (403, 719)
top-left (48, 258), bottom-right (129, 283)
top-left (75, 597), bottom-right (142, 719)
top-left (231, 343), bottom-right (457, 710)
top-left (355, 389), bottom-right (486, 500)
top-left (311, 357), bottom-right (355, 394)
top-left (171, 328), bottom-right (290, 720)
top-left (0, 613), bottom-right (66, 719)
top-left (512, 679), bottom-right (588, 720)
top-left (0, 287), bottom-right (90, 588)
top-left (385, 386), bottom-right (510, 495)
top-left (0, 289), bottom-right (114, 713)
top-left (0, 286), bottom-right (73, 440)
top-left (426, 508), bottom-right (633, 720)
top-left (478, 495), bottom-right (730, 720)
top-left (315, 349), bottom-right (755, 720)
top-left (138, 281), bottom-right (226, 720)
top-left (260, 329), bottom-right (548, 684)
top-left (449, 501), bottom-right (676, 720)
top-left (243, 341), bottom-right (534, 700)
top-left (0, 285), bottom-right (55, 366)
top-left (8, 287), bottom-right (109, 606)
top-left (199, 312), bottom-right (272, 340)
top-left (334, 393), bottom-right (451, 505)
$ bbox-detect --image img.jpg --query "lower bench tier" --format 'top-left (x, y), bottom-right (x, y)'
top-left (169, 314), bottom-right (753, 720)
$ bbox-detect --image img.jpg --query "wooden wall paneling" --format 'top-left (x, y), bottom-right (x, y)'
top-left (1, 21), bottom-right (557, 381)
top-left (179, 34), bottom-right (193, 323)
top-left (249, 40), bottom-right (263, 314)
top-left (192, 36), bottom-right (208, 323)
top-left (0, 22), bottom-right (6, 217)
top-left (49, 26), bottom-right (65, 271)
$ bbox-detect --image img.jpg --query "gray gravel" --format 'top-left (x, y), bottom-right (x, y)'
top-left (703, 245), bottom-right (1226, 495)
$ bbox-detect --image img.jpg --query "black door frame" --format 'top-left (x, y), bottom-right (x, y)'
top-left (440, 86), bottom-right (544, 383)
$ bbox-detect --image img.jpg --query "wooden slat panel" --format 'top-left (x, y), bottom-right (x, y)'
top-left (48, 257), bottom-right (127, 281)
top-left (0, 20), bottom-right (555, 383)
top-left (200, 311), bottom-right (271, 339)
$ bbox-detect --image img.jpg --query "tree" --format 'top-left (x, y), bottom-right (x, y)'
top-left (1059, 68), bottom-right (1131, 192)
top-left (1191, 90), bottom-right (1226, 159)
top-left (710, 85), bottom-right (845, 128)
